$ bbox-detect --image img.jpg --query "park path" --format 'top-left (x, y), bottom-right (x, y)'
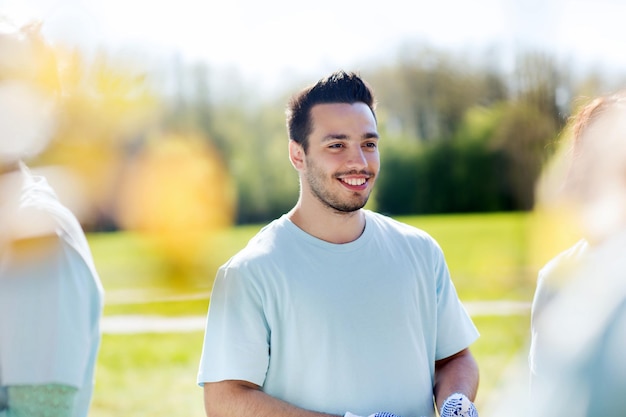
top-left (101, 290), bottom-right (531, 334)
top-left (101, 314), bottom-right (207, 334)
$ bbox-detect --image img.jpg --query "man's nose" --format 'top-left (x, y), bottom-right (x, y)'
top-left (346, 147), bottom-right (368, 169)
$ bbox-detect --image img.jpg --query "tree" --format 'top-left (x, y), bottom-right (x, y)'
top-left (489, 101), bottom-right (559, 210)
top-left (366, 44), bottom-right (508, 143)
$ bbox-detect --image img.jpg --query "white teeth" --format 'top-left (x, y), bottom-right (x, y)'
top-left (343, 178), bottom-right (366, 186)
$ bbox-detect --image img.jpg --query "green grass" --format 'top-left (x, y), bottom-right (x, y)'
top-left (471, 313), bottom-right (531, 409)
top-left (397, 212), bottom-right (536, 300)
top-left (91, 333), bottom-right (206, 417)
top-left (88, 212), bottom-right (548, 416)
top-left (103, 298), bottom-right (210, 316)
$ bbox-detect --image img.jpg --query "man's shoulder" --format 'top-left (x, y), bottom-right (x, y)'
top-left (365, 210), bottom-right (437, 242)
top-left (225, 216), bottom-right (292, 266)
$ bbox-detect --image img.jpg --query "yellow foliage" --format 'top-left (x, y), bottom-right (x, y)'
top-left (115, 133), bottom-right (235, 268)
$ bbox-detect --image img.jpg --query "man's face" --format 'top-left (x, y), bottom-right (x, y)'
top-left (296, 102), bottom-right (379, 213)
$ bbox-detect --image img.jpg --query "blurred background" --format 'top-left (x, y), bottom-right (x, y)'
top-left (2, 0), bottom-right (626, 415)
top-left (3, 0), bottom-right (626, 230)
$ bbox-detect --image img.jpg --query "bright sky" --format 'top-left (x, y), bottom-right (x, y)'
top-left (3, 0), bottom-right (626, 92)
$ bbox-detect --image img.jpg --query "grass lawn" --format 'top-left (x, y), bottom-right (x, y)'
top-left (90, 332), bottom-right (206, 417)
top-left (88, 211), bottom-right (558, 416)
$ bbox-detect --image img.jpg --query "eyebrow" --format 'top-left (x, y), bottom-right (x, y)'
top-left (321, 132), bottom-right (380, 142)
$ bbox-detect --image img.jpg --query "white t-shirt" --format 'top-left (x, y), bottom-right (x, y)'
top-left (529, 231), bottom-right (626, 416)
top-left (0, 163), bottom-right (104, 417)
top-left (529, 238), bottom-right (589, 376)
top-left (198, 210), bottom-right (479, 417)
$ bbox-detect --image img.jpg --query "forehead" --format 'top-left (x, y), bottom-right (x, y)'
top-left (309, 102), bottom-right (377, 133)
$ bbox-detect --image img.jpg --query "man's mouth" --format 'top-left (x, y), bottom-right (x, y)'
top-left (341, 177), bottom-right (367, 186)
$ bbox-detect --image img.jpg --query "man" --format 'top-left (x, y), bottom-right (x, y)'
top-left (197, 71), bottom-right (479, 417)
top-left (0, 21), bottom-right (104, 417)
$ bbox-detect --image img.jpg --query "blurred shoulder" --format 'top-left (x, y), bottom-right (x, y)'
top-left (538, 239), bottom-right (589, 284)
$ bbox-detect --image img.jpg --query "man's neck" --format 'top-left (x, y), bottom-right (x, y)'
top-left (287, 200), bottom-right (366, 244)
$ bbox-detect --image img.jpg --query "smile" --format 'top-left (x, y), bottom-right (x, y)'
top-left (341, 177), bottom-right (367, 186)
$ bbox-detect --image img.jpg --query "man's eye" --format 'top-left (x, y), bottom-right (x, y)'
top-left (364, 142), bottom-right (377, 148)
top-left (329, 143), bottom-right (343, 149)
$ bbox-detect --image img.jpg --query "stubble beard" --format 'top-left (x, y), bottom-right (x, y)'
top-left (304, 161), bottom-right (373, 213)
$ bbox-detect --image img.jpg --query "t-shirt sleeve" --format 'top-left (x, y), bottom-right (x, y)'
top-left (0, 235), bottom-right (96, 387)
top-left (432, 244), bottom-right (480, 360)
top-left (197, 261), bottom-right (271, 387)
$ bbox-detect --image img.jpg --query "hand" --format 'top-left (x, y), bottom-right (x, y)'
top-left (440, 393), bottom-right (478, 417)
top-left (344, 412), bottom-right (403, 417)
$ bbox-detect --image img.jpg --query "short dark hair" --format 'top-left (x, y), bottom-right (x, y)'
top-left (285, 70), bottom-right (376, 152)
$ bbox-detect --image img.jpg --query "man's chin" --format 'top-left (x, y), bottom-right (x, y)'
top-left (333, 198), bottom-right (369, 213)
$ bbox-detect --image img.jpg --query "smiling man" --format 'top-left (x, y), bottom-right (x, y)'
top-left (197, 71), bottom-right (480, 417)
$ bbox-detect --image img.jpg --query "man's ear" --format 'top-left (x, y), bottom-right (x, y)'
top-left (289, 140), bottom-right (305, 170)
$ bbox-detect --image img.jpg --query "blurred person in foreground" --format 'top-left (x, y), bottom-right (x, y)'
top-left (0, 20), bottom-right (104, 417)
top-left (197, 71), bottom-right (480, 417)
top-left (528, 90), bottom-right (626, 416)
